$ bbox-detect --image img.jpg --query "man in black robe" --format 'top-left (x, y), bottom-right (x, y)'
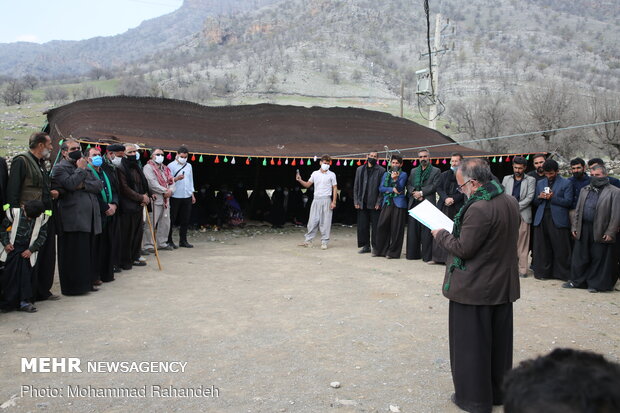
top-left (102, 143), bottom-right (125, 273)
top-left (52, 143), bottom-right (103, 295)
top-left (353, 151), bottom-right (385, 254)
top-left (564, 164), bottom-right (620, 292)
top-left (432, 153), bottom-right (465, 264)
top-left (116, 144), bottom-right (150, 270)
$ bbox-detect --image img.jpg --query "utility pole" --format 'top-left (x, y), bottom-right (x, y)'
top-left (400, 80), bottom-right (404, 117)
top-left (428, 13), bottom-right (441, 130)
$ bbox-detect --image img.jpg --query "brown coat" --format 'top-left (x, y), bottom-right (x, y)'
top-left (435, 192), bottom-right (520, 305)
top-left (572, 184), bottom-right (620, 243)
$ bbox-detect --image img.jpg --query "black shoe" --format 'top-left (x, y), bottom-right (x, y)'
top-left (588, 288), bottom-right (599, 293)
top-left (90, 286), bottom-right (99, 292)
top-left (169, 242), bottom-right (178, 249)
top-left (562, 281), bottom-right (576, 289)
top-left (158, 245), bottom-right (174, 251)
top-left (113, 266), bottom-right (122, 273)
top-left (132, 261), bottom-right (147, 267)
top-left (358, 246), bottom-right (371, 254)
top-left (179, 241), bottom-right (193, 248)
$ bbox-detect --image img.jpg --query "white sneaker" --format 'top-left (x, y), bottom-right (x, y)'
top-left (321, 242), bottom-right (328, 250)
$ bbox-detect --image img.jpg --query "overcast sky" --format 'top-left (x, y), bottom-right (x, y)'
top-left (0, 0), bottom-right (183, 44)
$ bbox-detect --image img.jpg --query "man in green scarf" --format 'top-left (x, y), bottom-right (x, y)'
top-left (406, 148), bottom-right (440, 262)
top-left (431, 158), bottom-right (520, 413)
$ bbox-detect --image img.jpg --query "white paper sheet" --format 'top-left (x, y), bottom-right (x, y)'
top-left (408, 199), bottom-right (454, 233)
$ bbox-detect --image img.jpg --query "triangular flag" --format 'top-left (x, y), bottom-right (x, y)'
top-left (245, 157), bottom-right (250, 165)
top-left (214, 155), bottom-right (219, 163)
top-left (224, 156), bottom-right (228, 163)
top-left (277, 158), bottom-right (282, 166)
top-left (300, 159), bottom-right (305, 165)
top-left (262, 158), bottom-right (267, 166)
top-left (285, 158), bottom-right (289, 165)
top-left (291, 159), bottom-right (296, 166)
top-left (231, 157), bottom-right (236, 165)
top-left (199, 155), bottom-right (203, 163)
top-left (191, 154), bottom-right (196, 161)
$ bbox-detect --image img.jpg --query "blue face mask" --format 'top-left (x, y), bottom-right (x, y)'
top-left (451, 166), bottom-right (457, 172)
top-left (91, 155), bottom-right (103, 167)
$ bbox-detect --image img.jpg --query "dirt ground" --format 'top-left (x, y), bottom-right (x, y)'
top-left (1, 225), bottom-right (618, 413)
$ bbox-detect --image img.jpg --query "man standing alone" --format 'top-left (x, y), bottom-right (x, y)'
top-left (297, 155), bottom-right (337, 250)
top-left (432, 158), bottom-right (520, 413)
top-left (353, 151), bottom-right (385, 254)
top-left (167, 147), bottom-right (195, 248)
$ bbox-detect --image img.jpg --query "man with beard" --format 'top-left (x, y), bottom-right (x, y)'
top-left (102, 143), bottom-right (125, 273)
top-left (431, 158), bottom-right (520, 413)
top-left (85, 147), bottom-right (118, 284)
top-left (143, 148), bottom-right (175, 251)
top-left (353, 151), bottom-right (385, 254)
top-left (564, 164), bottom-right (620, 292)
top-left (52, 144), bottom-right (103, 295)
top-left (117, 144), bottom-right (150, 270)
top-left (568, 158), bottom-right (590, 227)
top-left (5, 132), bottom-right (59, 302)
top-left (527, 154), bottom-right (546, 182)
top-left (374, 155), bottom-right (408, 259)
top-left (502, 156), bottom-right (536, 278)
top-left (406, 148), bottom-right (441, 262)
top-left (432, 153), bottom-right (465, 264)
top-left (532, 159), bottom-right (573, 281)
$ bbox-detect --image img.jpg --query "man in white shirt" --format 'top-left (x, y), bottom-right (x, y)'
top-left (143, 148), bottom-right (175, 251)
top-left (296, 154), bottom-right (338, 250)
top-left (167, 146), bottom-right (196, 248)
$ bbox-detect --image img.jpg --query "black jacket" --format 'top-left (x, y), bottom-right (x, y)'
top-left (353, 163), bottom-right (386, 209)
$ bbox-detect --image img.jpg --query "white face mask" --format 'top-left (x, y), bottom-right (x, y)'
top-left (321, 163), bottom-right (330, 171)
top-left (177, 156), bottom-right (187, 164)
top-left (154, 154), bottom-right (164, 164)
top-left (111, 156), bottom-right (123, 166)
top-left (135, 151), bottom-right (140, 161)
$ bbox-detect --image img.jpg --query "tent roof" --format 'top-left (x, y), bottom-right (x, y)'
top-left (46, 96), bottom-right (488, 159)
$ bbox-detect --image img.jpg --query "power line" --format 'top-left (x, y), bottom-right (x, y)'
top-left (335, 120), bottom-right (620, 158)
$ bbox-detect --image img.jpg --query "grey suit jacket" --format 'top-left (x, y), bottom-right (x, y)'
top-left (502, 174), bottom-right (536, 224)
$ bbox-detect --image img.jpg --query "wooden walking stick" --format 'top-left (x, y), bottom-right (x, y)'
top-left (144, 205), bottom-right (162, 271)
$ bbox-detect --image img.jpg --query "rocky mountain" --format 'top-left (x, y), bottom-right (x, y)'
top-left (0, 0), bottom-right (280, 78)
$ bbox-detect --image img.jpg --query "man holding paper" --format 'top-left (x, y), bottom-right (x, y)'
top-left (431, 158), bottom-right (520, 413)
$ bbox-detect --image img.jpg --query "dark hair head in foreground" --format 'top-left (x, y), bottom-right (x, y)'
top-left (503, 348), bottom-right (620, 413)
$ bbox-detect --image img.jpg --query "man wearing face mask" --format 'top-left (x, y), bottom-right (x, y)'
top-left (406, 148), bottom-right (441, 262)
top-left (502, 156), bottom-right (536, 278)
top-left (86, 147), bottom-right (118, 284)
top-left (564, 164), bottom-right (620, 292)
top-left (102, 143), bottom-right (125, 273)
top-left (117, 144), bottom-right (150, 270)
top-left (353, 151), bottom-right (386, 254)
top-left (167, 146), bottom-right (195, 248)
top-left (432, 153), bottom-right (466, 265)
top-left (143, 148), bottom-right (175, 252)
top-left (296, 154), bottom-right (338, 250)
top-left (375, 155), bottom-right (408, 259)
top-left (6, 132), bottom-right (60, 302)
top-left (587, 158), bottom-right (620, 189)
top-left (51, 143), bottom-right (104, 295)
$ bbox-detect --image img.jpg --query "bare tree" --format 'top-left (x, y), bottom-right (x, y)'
top-left (589, 93), bottom-right (620, 160)
top-left (44, 86), bottom-right (69, 105)
top-left (448, 96), bottom-right (510, 152)
top-left (1, 79), bottom-right (30, 105)
top-left (22, 75), bottom-right (39, 90)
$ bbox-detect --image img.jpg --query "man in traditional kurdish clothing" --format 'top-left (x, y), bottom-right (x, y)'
top-left (117, 144), bottom-right (150, 270)
top-left (353, 151), bottom-right (385, 254)
top-left (143, 148), bottom-right (175, 251)
top-left (564, 164), bottom-right (620, 293)
top-left (5, 132), bottom-right (59, 302)
top-left (406, 148), bottom-right (441, 262)
top-left (374, 155), bottom-right (408, 259)
top-left (86, 147), bottom-right (118, 284)
top-left (296, 154), bottom-right (338, 250)
top-left (432, 158), bottom-right (520, 413)
top-left (0, 200), bottom-right (48, 312)
top-left (432, 153), bottom-right (465, 264)
top-left (102, 143), bottom-right (125, 273)
top-left (52, 143), bottom-right (103, 295)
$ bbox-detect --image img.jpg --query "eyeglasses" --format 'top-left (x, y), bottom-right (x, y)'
top-left (68, 147), bottom-right (80, 152)
top-left (457, 179), bottom-right (473, 193)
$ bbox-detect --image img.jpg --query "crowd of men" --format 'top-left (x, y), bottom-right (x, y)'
top-left (0, 133), bottom-right (196, 313)
top-left (351, 150), bottom-right (620, 293)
